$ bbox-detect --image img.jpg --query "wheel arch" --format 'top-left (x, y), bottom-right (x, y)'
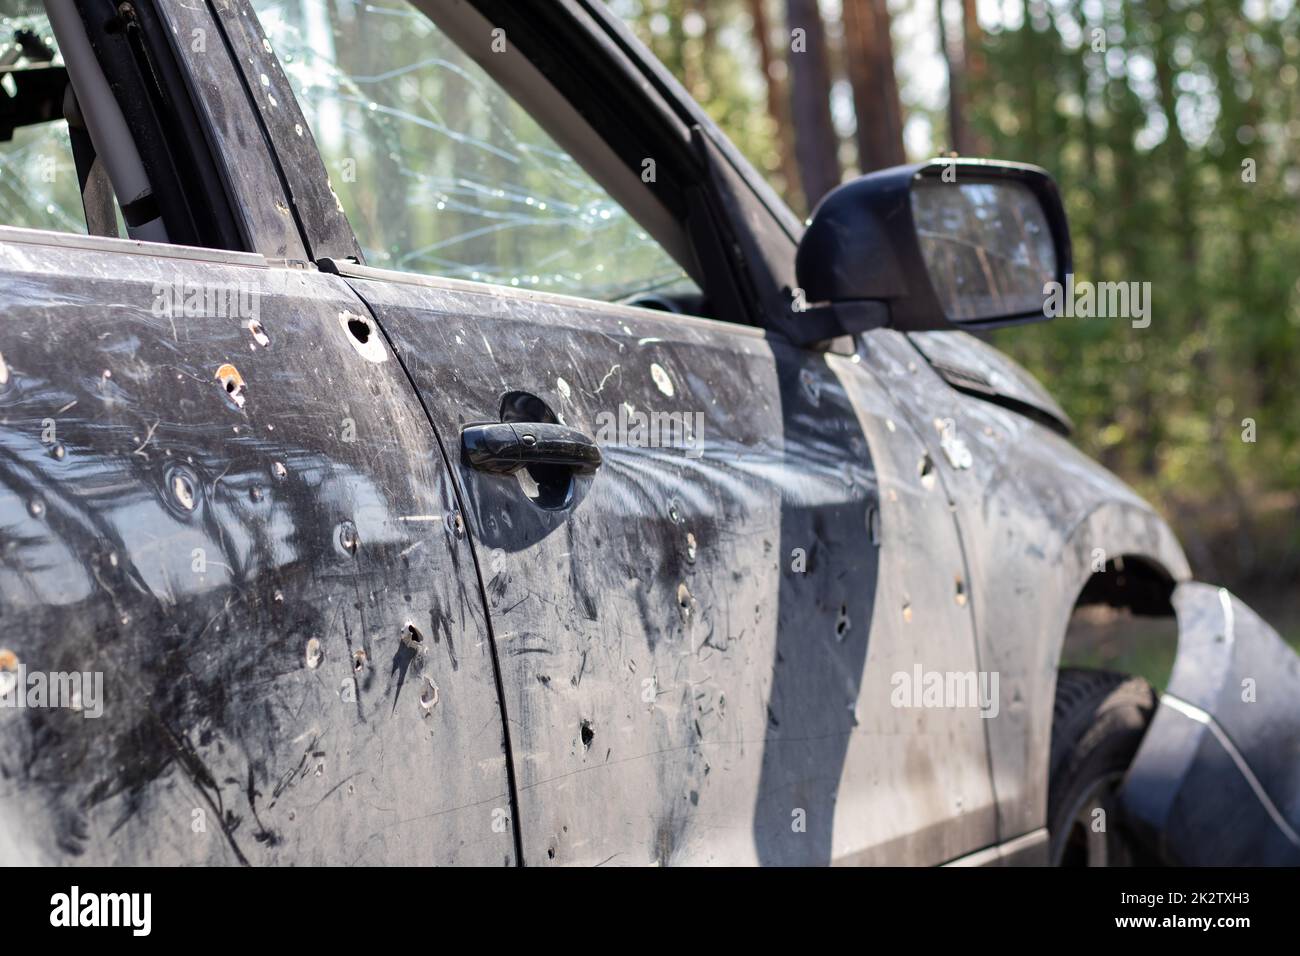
top-left (1009, 499), bottom-right (1192, 843)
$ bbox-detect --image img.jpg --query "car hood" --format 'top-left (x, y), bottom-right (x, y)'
top-left (907, 330), bottom-right (1073, 436)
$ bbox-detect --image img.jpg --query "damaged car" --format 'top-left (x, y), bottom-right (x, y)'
top-left (0, 0), bottom-right (1296, 867)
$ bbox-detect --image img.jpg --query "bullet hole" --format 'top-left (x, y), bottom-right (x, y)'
top-left (685, 531), bottom-right (697, 564)
top-left (334, 519), bottom-right (359, 556)
top-left (418, 675), bottom-right (439, 712)
top-left (667, 499), bottom-right (683, 524)
top-left (305, 637), bottom-right (323, 670)
top-left (249, 485), bottom-right (264, 503)
top-left (835, 604), bottom-right (851, 640)
top-left (248, 319), bottom-right (270, 347)
top-left (27, 498), bottom-right (44, 519)
top-left (339, 311), bottom-right (387, 362)
top-left (167, 467), bottom-right (197, 513)
top-left (49, 443), bottom-right (65, 461)
top-left (452, 512), bottom-right (465, 538)
top-left (215, 363), bottom-right (246, 409)
top-left (401, 622), bottom-right (425, 652)
top-left (353, 650), bottom-right (367, 672)
top-left (955, 577), bottom-right (968, 607)
top-left (677, 583), bottom-right (694, 624)
top-left (271, 461), bottom-right (288, 480)
top-left (0, 351), bottom-right (8, 386)
top-left (918, 453), bottom-right (937, 491)
top-left (547, 847), bottom-right (556, 860)
top-left (650, 362), bottom-right (674, 397)
top-left (902, 601), bottom-right (913, 623)
top-left (580, 719), bottom-right (594, 751)
top-left (0, 649), bottom-right (19, 698)
top-left (347, 316), bottom-right (371, 344)
top-left (273, 589), bottom-right (284, 604)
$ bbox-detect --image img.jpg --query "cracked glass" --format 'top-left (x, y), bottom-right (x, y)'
top-left (0, 8), bottom-right (85, 235)
top-left (253, 0), bottom-right (698, 303)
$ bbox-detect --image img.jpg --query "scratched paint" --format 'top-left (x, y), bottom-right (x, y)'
top-left (0, 238), bottom-right (514, 865)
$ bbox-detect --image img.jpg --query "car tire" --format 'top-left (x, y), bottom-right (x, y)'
top-left (1048, 667), bottom-right (1157, 866)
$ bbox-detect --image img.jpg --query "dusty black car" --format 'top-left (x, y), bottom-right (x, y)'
top-left (0, 0), bottom-right (1296, 867)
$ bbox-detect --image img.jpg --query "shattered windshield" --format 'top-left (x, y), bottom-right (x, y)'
top-left (253, 0), bottom-right (698, 302)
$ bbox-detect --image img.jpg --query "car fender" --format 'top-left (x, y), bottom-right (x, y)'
top-left (1118, 583), bottom-right (1300, 865)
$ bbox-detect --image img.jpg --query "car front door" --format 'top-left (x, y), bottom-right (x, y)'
top-left (243, 0), bottom-right (1000, 865)
top-left (340, 267), bottom-right (1001, 866)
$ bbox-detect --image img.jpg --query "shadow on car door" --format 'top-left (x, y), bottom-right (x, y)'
top-left (225, 0), bottom-right (1001, 865)
top-left (335, 265), bottom-right (998, 865)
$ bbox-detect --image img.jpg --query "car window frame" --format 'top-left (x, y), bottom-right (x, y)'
top-left (181, 0), bottom-right (790, 330)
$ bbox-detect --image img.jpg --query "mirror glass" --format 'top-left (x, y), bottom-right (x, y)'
top-left (910, 179), bottom-right (1057, 321)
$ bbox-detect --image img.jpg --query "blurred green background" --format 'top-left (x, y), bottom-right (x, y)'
top-left (611, 0), bottom-right (1299, 647)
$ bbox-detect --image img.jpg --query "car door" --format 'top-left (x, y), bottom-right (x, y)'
top-left (0, 2), bottom-right (513, 865)
top-left (0, 230), bottom-right (517, 865)
top-left (243, 0), bottom-right (1000, 865)
top-left (338, 267), bottom-right (998, 866)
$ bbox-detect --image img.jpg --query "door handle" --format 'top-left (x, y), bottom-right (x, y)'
top-left (461, 422), bottom-right (602, 476)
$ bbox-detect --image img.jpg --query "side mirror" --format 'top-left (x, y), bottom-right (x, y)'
top-left (795, 159), bottom-right (1073, 334)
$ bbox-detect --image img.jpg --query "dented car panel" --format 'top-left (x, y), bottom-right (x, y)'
top-left (0, 0), bottom-right (1294, 869)
top-left (0, 229), bottom-right (514, 865)
top-left (854, 329), bottom-right (1193, 844)
top-left (1119, 584), bottom-right (1300, 865)
top-left (331, 262), bottom-right (998, 865)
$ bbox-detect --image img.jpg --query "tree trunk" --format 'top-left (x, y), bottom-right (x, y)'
top-left (785, 0), bottom-right (842, 206)
top-left (936, 0), bottom-right (960, 153)
top-left (745, 0), bottom-right (802, 207)
top-left (843, 0), bottom-right (906, 171)
top-left (958, 0), bottom-right (989, 154)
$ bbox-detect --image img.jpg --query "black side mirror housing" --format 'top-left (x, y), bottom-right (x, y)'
top-left (794, 158), bottom-right (1073, 335)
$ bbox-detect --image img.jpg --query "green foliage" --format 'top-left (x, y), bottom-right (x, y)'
top-left (976, 0), bottom-right (1300, 586)
top-left (619, 0), bottom-right (1300, 588)
top-left (611, 0), bottom-right (792, 195)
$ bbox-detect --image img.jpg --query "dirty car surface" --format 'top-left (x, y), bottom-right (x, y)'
top-left (0, 0), bottom-right (1295, 867)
